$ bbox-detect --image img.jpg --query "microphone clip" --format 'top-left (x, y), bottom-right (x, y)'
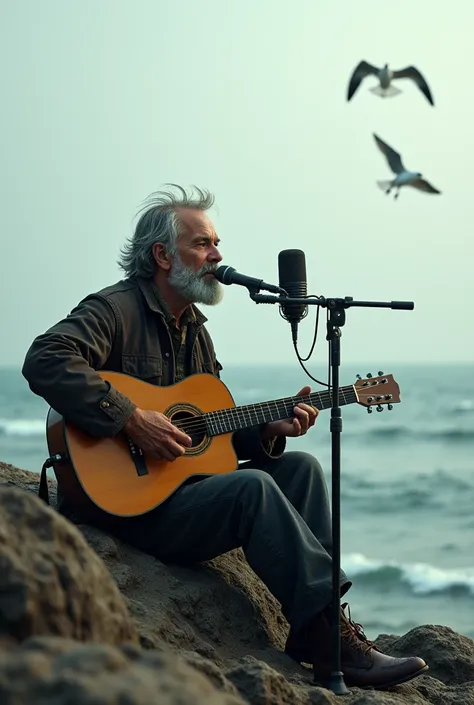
top-left (247, 291), bottom-right (284, 304)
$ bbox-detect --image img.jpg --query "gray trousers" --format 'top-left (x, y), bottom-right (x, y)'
top-left (107, 450), bottom-right (351, 631)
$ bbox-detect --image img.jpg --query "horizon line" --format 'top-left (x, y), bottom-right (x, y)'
top-left (1, 361), bottom-right (473, 371)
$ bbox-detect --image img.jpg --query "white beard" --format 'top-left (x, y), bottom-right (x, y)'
top-left (168, 255), bottom-right (224, 306)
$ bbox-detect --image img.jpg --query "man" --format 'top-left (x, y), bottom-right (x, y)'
top-left (22, 185), bottom-right (428, 689)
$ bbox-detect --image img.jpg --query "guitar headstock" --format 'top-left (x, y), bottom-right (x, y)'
top-left (354, 372), bottom-right (400, 413)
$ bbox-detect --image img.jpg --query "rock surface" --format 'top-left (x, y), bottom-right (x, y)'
top-left (1, 460), bottom-right (474, 705)
top-left (0, 483), bottom-right (137, 646)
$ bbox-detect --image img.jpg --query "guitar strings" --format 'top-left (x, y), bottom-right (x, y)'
top-left (169, 388), bottom-right (358, 435)
top-left (170, 395), bottom-right (318, 435)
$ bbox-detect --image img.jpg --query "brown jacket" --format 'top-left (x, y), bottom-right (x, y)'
top-left (22, 277), bottom-right (285, 469)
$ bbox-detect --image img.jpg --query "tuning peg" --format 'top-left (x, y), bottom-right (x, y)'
top-left (366, 373), bottom-right (372, 378)
top-left (376, 405), bottom-right (383, 412)
top-left (388, 403), bottom-right (393, 411)
top-left (378, 370), bottom-right (384, 375)
top-left (356, 374), bottom-right (362, 380)
top-left (367, 407), bottom-right (373, 414)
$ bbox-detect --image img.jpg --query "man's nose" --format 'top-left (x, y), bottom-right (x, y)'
top-left (208, 245), bottom-right (223, 263)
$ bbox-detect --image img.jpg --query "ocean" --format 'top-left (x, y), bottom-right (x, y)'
top-left (1, 362), bottom-right (474, 641)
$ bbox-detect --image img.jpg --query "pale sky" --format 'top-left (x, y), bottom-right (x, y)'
top-left (1, 0), bottom-right (473, 370)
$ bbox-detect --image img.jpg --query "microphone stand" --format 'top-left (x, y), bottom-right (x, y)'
top-left (246, 289), bottom-right (414, 695)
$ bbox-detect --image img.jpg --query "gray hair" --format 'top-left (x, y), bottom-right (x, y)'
top-left (117, 184), bottom-right (215, 279)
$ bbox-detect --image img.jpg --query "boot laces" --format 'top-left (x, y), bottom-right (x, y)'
top-left (340, 602), bottom-right (375, 655)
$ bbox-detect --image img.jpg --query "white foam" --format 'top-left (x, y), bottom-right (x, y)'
top-left (342, 552), bottom-right (474, 595)
top-left (0, 418), bottom-right (45, 436)
top-left (452, 399), bottom-right (474, 412)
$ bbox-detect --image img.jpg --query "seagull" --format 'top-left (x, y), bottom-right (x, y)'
top-left (373, 133), bottom-right (441, 200)
top-left (347, 61), bottom-right (434, 105)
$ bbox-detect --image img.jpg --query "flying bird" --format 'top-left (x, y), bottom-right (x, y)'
top-left (373, 133), bottom-right (441, 200)
top-left (347, 61), bottom-right (434, 105)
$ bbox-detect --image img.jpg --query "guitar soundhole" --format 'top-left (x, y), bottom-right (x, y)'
top-left (172, 410), bottom-right (206, 446)
top-left (167, 406), bottom-right (210, 456)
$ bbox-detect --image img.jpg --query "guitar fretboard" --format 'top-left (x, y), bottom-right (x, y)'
top-left (204, 385), bottom-right (357, 436)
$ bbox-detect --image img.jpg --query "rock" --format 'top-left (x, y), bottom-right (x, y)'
top-left (2, 461), bottom-right (474, 705)
top-left (0, 485), bottom-right (137, 645)
top-left (0, 636), bottom-right (246, 704)
top-left (182, 650), bottom-right (242, 696)
top-left (376, 625), bottom-right (474, 685)
top-left (111, 563), bottom-right (136, 590)
top-left (226, 655), bottom-right (318, 705)
top-left (0, 461), bottom-right (58, 508)
top-left (80, 526), bottom-right (120, 560)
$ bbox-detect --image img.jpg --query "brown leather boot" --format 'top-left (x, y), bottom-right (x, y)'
top-left (285, 602), bottom-right (428, 689)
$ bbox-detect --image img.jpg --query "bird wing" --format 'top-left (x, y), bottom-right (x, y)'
top-left (347, 60), bottom-right (380, 101)
top-left (409, 178), bottom-right (441, 194)
top-left (392, 66), bottom-right (434, 106)
top-left (372, 133), bottom-right (405, 174)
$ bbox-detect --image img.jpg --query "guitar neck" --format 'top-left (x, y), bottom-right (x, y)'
top-left (204, 385), bottom-right (357, 436)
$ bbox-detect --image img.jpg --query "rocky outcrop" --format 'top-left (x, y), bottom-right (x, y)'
top-left (376, 626), bottom-right (474, 686)
top-left (1, 460), bottom-right (474, 705)
top-left (0, 484), bottom-right (137, 645)
top-left (0, 636), bottom-right (245, 704)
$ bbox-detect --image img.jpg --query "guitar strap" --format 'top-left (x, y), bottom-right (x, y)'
top-left (38, 460), bottom-right (50, 504)
top-left (38, 453), bottom-right (64, 505)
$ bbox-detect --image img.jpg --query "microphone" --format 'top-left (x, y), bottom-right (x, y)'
top-left (213, 265), bottom-right (286, 295)
top-left (278, 249), bottom-right (308, 344)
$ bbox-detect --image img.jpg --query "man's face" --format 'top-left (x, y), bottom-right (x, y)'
top-left (168, 208), bottom-right (224, 306)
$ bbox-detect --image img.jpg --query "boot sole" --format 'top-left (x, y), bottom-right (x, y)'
top-left (360, 663), bottom-right (430, 690)
top-left (314, 664), bottom-right (430, 690)
top-left (286, 649), bottom-right (430, 690)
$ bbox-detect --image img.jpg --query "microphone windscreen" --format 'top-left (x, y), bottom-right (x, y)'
top-left (278, 249), bottom-right (307, 298)
top-left (278, 249), bottom-right (308, 340)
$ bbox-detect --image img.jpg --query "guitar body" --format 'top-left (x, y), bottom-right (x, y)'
top-left (46, 369), bottom-right (400, 518)
top-left (47, 372), bottom-right (239, 517)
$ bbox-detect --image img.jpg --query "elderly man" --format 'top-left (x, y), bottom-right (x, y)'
top-left (22, 184), bottom-right (427, 689)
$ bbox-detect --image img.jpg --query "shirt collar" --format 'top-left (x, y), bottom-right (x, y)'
top-left (136, 277), bottom-right (207, 327)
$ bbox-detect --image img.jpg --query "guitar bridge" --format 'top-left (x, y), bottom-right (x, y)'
top-left (126, 437), bottom-right (148, 476)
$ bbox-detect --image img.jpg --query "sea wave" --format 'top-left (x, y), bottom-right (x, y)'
top-left (343, 552), bottom-right (474, 597)
top-left (450, 399), bottom-right (474, 413)
top-left (362, 425), bottom-right (474, 443)
top-left (341, 469), bottom-right (474, 513)
top-left (0, 418), bottom-right (45, 436)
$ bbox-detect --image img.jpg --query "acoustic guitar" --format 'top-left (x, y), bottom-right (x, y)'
top-left (46, 371), bottom-right (400, 517)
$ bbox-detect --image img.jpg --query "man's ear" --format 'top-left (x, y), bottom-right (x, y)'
top-left (152, 243), bottom-right (172, 271)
